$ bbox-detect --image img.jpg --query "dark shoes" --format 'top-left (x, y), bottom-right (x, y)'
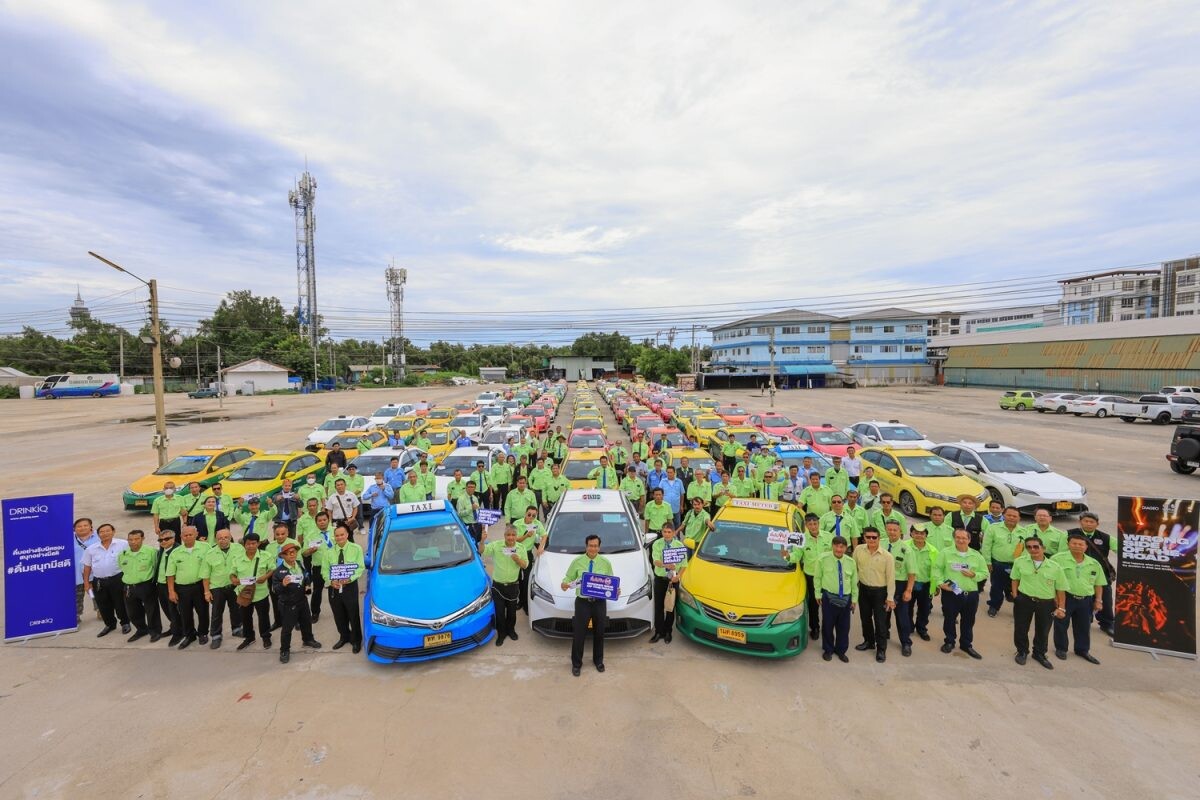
top-left (127, 630), bottom-right (148, 643)
top-left (940, 643), bottom-right (954, 653)
top-left (595, 663), bottom-right (605, 673)
top-left (649, 633), bottom-right (662, 643)
top-left (836, 653), bottom-right (849, 663)
top-left (494, 636), bottom-right (504, 647)
top-left (1015, 652), bottom-right (1027, 665)
top-left (302, 639), bottom-right (322, 649)
top-left (168, 635), bottom-right (183, 647)
top-left (901, 645), bottom-right (912, 657)
top-left (352, 642), bottom-right (362, 654)
top-left (262, 638), bottom-right (272, 649)
top-left (210, 635), bottom-right (222, 650)
top-left (875, 650), bottom-right (886, 663)
top-left (917, 631), bottom-right (930, 641)
top-left (149, 633), bottom-right (163, 643)
top-left (120, 623), bottom-right (131, 634)
top-left (986, 608), bottom-right (999, 618)
top-left (198, 635), bottom-right (209, 645)
top-left (237, 639), bottom-right (255, 651)
top-left (822, 652), bottom-right (833, 661)
top-left (1054, 649), bottom-right (1068, 660)
top-left (178, 636), bottom-right (196, 650)
top-left (509, 631), bottom-right (518, 641)
top-left (571, 666), bottom-right (581, 677)
top-left (280, 651), bottom-right (290, 664)
top-left (962, 647), bottom-right (982, 660)
top-left (854, 641), bottom-right (874, 651)
top-left (1033, 655), bottom-right (1054, 670)
top-left (332, 639), bottom-right (349, 650)
top-left (1078, 653), bottom-right (1100, 665)
top-left (97, 625), bottom-right (115, 638)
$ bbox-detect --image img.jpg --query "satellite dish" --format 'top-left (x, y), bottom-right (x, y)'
top-left (168, 356), bottom-right (183, 369)
top-left (169, 334), bottom-right (183, 346)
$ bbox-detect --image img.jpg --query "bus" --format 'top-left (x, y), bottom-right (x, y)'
top-left (37, 373), bottom-right (120, 398)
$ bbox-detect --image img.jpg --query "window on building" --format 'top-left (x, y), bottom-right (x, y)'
top-left (1081, 285), bottom-right (1092, 295)
top-left (1178, 311), bottom-right (1195, 316)
top-left (806, 346), bottom-right (824, 354)
top-left (1180, 274), bottom-right (1197, 287)
top-left (756, 326), bottom-right (773, 335)
top-left (1120, 298), bottom-right (1135, 308)
top-left (1119, 313), bottom-right (1133, 321)
top-left (1178, 292), bottom-right (1195, 305)
top-left (882, 325), bottom-right (895, 333)
top-left (880, 345), bottom-right (898, 353)
top-left (806, 325), bottom-right (825, 334)
top-left (854, 325), bottom-right (873, 334)
top-left (852, 345), bottom-right (873, 354)
top-left (781, 326), bottom-right (802, 334)
top-left (780, 346), bottom-right (801, 354)
top-left (905, 323), bottom-right (923, 332)
top-left (1122, 280), bottom-right (1135, 290)
top-left (904, 344), bottom-right (923, 353)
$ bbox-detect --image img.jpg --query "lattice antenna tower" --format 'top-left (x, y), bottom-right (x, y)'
top-left (385, 263), bottom-right (408, 379)
top-left (288, 171), bottom-right (319, 348)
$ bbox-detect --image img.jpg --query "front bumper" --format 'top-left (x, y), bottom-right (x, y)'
top-left (676, 602), bottom-right (807, 658)
top-left (1012, 494), bottom-right (1088, 516)
top-left (364, 605), bottom-right (495, 663)
top-left (529, 592), bottom-right (652, 639)
top-left (122, 490), bottom-right (161, 512)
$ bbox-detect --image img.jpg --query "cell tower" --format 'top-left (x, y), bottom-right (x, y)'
top-left (385, 263), bottom-right (408, 379)
top-left (288, 171), bottom-right (319, 348)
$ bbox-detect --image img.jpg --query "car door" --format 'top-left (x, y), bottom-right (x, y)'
top-left (872, 451), bottom-right (900, 493)
top-left (934, 446), bottom-right (960, 465)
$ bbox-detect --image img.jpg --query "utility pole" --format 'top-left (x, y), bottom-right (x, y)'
top-left (768, 328), bottom-right (777, 409)
top-left (89, 251), bottom-right (168, 467)
top-left (119, 334), bottom-right (125, 383)
top-left (313, 343), bottom-right (320, 392)
top-left (217, 346), bottom-right (223, 410)
top-left (328, 340), bottom-right (334, 383)
top-left (195, 339), bottom-right (201, 386)
top-left (690, 324), bottom-right (697, 374)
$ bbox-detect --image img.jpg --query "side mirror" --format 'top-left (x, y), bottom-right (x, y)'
top-left (683, 537), bottom-right (697, 550)
top-left (963, 464), bottom-right (979, 474)
top-left (890, 468), bottom-right (900, 476)
top-left (284, 471), bottom-right (296, 479)
top-left (643, 531), bottom-right (658, 546)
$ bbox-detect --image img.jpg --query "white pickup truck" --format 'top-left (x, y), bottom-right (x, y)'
top-left (1114, 394), bottom-right (1200, 424)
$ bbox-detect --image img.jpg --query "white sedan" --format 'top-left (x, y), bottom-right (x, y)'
top-left (1065, 395), bottom-right (1130, 418)
top-left (846, 419), bottom-right (935, 449)
top-left (528, 490), bottom-right (654, 639)
top-left (305, 415), bottom-right (370, 447)
top-left (432, 446), bottom-right (506, 499)
top-left (1034, 393), bottom-right (1081, 413)
top-left (931, 442), bottom-right (1087, 516)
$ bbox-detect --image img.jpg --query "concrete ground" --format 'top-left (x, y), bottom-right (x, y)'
top-left (1, 384), bottom-right (1197, 799)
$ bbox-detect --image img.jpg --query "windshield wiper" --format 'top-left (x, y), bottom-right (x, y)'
top-left (400, 560), bottom-right (469, 573)
top-left (704, 556), bottom-right (763, 568)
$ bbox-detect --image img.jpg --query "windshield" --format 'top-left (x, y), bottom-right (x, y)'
top-left (372, 407), bottom-right (399, 417)
top-left (811, 429), bottom-right (852, 445)
top-left (350, 455), bottom-right (398, 474)
top-left (479, 407), bottom-right (503, 416)
top-left (718, 407), bottom-right (747, 415)
top-left (572, 419), bottom-right (600, 429)
top-left (435, 455), bottom-right (483, 476)
top-left (879, 426), bottom-right (923, 441)
top-left (154, 455), bottom-right (212, 475)
top-left (761, 416), bottom-right (794, 427)
top-left (697, 520), bottom-right (794, 571)
top-left (318, 419), bottom-right (354, 431)
top-left (526, 407), bottom-right (545, 417)
top-left (330, 435), bottom-right (366, 449)
top-left (697, 418), bottom-right (724, 429)
top-left (387, 419), bottom-right (415, 431)
top-left (674, 457), bottom-right (715, 472)
top-left (481, 430), bottom-right (513, 444)
top-left (655, 432), bottom-right (687, 446)
top-left (564, 459), bottom-right (601, 479)
top-left (451, 416), bottom-right (481, 428)
top-left (428, 410), bottom-right (452, 420)
top-left (227, 460), bottom-right (284, 481)
top-left (545, 510), bottom-right (639, 554)
top-left (570, 435), bottom-right (606, 449)
top-left (635, 419), bottom-right (659, 430)
top-left (426, 431), bottom-right (450, 445)
top-left (898, 456), bottom-right (959, 478)
top-left (730, 431), bottom-right (760, 444)
top-left (978, 451), bottom-right (1049, 473)
top-left (378, 522), bottom-right (475, 574)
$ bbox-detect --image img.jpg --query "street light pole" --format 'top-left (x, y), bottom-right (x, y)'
top-left (89, 251), bottom-right (169, 467)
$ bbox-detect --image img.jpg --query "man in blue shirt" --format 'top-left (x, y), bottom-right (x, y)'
top-left (455, 429), bottom-right (474, 447)
top-left (659, 466), bottom-right (685, 528)
top-left (646, 459), bottom-right (668, 493)
top-left (73, 517), bottom-right (101, 624)
top-left (383, 456), bottom-right (407, 493)
top-left (361, 472), bottom-right (395, 525)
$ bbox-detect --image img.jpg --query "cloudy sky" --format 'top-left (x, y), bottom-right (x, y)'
top-left (1, 1), bottom-right (1198, 345)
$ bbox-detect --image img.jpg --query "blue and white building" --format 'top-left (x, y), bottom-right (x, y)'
top-left (706, 307), bottom-right (932, 388)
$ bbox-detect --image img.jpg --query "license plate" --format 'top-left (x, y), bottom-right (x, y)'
top-left (716, 626), bottom-right (746, 644)
top-left (1055, 501), bottom-right (1072, 510)
top-left (134, 500), bottom-right (148, 507)
top-left (423, 632), bottom-right (452, 648)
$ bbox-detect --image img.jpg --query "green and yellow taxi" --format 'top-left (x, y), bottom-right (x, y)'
top-left (383, 415), bottom-right (430, 443)
top-left (123, 445), bottom-right (260, 511)
top-left (563, 449), bottom-right (607, 489)
top-left (676, 498), bottom-right (808, 658)
top-left (858, 447), bottom-right (989, 517)
top-left (423, 428), bottom-right (455, 463)
top-left (311, 429), bottom-right (387, 456)
top-left (221, 450), bottom-right (326, 502)
top-left (424, 407), bottom-right (456, 429)
top-left (685, 414), bottom-right (727, 447)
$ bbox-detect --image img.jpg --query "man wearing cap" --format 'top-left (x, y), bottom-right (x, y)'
top-left (853, 526), bottom-right (896, 662)
top-left (948, 494), bottom-right (985, 551)
top-left (481, 525), bottom-right (528, 645)
top-left (271, 541), bottom-right (322, 663)
top-left (165, 525), bottom-right (211, 649)
top-left (824, 456), bottom-right (850, 500)
top-left (232, 495), bottom-right (276, 542)
top-left (118, 529), bottom-right (160, 642)
top-left (982, 506), bottom-right (1024, 617)
top-left (906, 525), bottom-right (938, 642)
top-left (231, 532), bottom-right (274, 650)
top-left (934, 529), bottom-right (987, 659)
top-left (561, 534), bottom-right (616, 676)
top-left (1050, 532), bottom-right (1107, 664)
top-left (1068, 511), bottom-right (1115, 636)
top-left (813, 535), bottom-right (857, 662)
top-left (342, 463), bottom-right (366, 496)
top-left (201, 528), bottom-right (245, 649)
top-left (151, 481), bottom-right (187, 544)
top-left (323, 524), bottom-right (365, 654)
top-left (1010, 537), bottom-right (1069, 669)
top-left (264, 523), bottom-right (301, 629)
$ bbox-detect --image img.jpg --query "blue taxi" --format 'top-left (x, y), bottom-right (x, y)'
top-left (363, 499), bottom-right (495, 663)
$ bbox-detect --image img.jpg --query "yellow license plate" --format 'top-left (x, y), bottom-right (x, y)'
top-left (716, 626), bottom-right (746, 644)
top-left (134, 500), bottom-right (148, 507)
top-left (1055, 501), bottom-right (1072, 510)
top-left (423, 632), bottom-right (452, 648)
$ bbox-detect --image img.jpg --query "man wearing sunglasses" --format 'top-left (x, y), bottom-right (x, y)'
top-left (1010, 537), bottom-right (1069, 669)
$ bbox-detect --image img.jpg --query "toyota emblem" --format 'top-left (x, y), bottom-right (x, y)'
top-left (725, 611), bottom-right (739, 621)
top-left (431, 621), bottom-right (444, 630)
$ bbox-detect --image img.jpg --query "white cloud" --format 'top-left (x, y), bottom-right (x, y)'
top-left (491, 226), bottom-right (643, 255)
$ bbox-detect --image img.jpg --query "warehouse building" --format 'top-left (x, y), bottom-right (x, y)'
top-left (934, 316), bottom-right (1200, 395)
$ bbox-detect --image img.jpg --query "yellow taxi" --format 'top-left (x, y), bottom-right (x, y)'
top-left (221, 450), bottom-right (326, 502)
top-left (708, 425), bottom-right (774, 461)
top-left (563, 449), bottom-right (607, 489)
top-left (685, 414), bottom-right (727, 447)
top-left (675, 498), bottom-right (808, 658)
top-left (383, 415), bottom-right (430, 443)
top-left (858, 447), bottom-right (989, 517)
top-left (665, 447), bottom-right (718, 475)
top-left (697, 398), bottom-right (720, 411)
top-left (123, 445), bottom-right (260, 511)
top-left (311, 429), bottom-right (387, 456)
top-left (422, 428), bottom-right (455, 463)
top-left (424, 407), bottom-right (456, 429)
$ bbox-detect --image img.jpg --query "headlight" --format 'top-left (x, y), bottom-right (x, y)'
top-left (370, 603), bottom-right (406, 627)
top-left (531, 579), bottom-right (554, 603)
top-left (1003, 483), bottom-right (1028, 496)
top-left (628, 579), bottom-right (651, 603)
top-left (918, 487), bottom-right (954, 502)
top-left (675, 584), bottom-right (699, 610)
top-left (462, 585), bottom-right (493, 616)
top-left (774, 603), bottom-right (806, 624)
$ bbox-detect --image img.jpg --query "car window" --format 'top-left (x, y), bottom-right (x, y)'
top-left (860, 450), bottom-right (881, 466)
top-left (228, 459), bottom-right (285, 481)
top-left (875, 453), bottom-right (898, 472)
top-left (957, 451), bottom-right (982, 469)
top-left (977, 451), bottom-right (1047, 473)
top-left (212, 452), bottom-right (238, 469)
top-left (936, 446), bottom-right (960, 462)
top-left (897, 455), bottom-right (959, 478)
top-left (378, 522), bottom-right (474, 574)
top-left (154, 455), bottom-right (213, 475)
top-left (545, 510), bottom-right (639, 554)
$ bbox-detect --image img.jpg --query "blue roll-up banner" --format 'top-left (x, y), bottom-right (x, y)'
top-left (3, 494), bottom-right (77, 641)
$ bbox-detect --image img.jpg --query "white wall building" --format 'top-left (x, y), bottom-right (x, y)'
top-left (222, 358), bottom-right (292, 393)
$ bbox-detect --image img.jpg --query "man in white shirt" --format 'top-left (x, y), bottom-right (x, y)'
top-left (325, 479), bottom-right (362, 542)
top-left (73, 517), bottom-right (100, 624)
top-left (843, 446), bottom-right (862, 486)
top-left (82, 523), bottom-right (130, 636)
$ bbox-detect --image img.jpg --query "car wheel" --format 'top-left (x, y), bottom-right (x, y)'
top-left (1096, 409), bottom-right (1107, 418)
top-left (91, 391), bottom-right (102, 398)
top-left (987, 487), bottom-right (1005, 507)
top-left (899, 491), bottom-right (918, 517)
top-left (1073, 413), bottom-right (1082, 417)
top-left (1016, 403), bottom-right (1025, 411)
top-left (1171, 462), bottom-right (1197, 475)
top-left (1155, 412), bottom-right (1172, 424)
top-left (1120, 417), bottom-right (1135, 423)
top-left (1055, 406), bottom-right (1067, 414)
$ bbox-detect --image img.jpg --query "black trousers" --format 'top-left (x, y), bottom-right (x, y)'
top-left (891, 582), bottom-right (913, 647)
top-left (1054, 594), bottom-right (1095, 655)
top-left (492, 582), bottom-right (519, 639)
top-left (279, 599), bottom-right (314, 653)
top-left (125, 580), bottom-right (160, 634)
top-left (571, 597), bottom-right (606, 668)
top-left (495, 484), bottom-right (510, 512)
top-left (157, 582), bottom-right (180, 637)
top-left (858, 584), bottom-right (889, 651)
top-left (821, 594), bottom-right (852, 656)
top-left (1096, 583), bottom-right (1114, 631)
top-left (1013, 593), bottom-right (1055, 657)
top-left (159, 517), bottom-right (182, 545)
top-left (329, 579), bottom-right (362, 646)
top-left (175, 582), bottom-right (209, 640)
top-left (240, 596), bottom-right (271, 643)
top-left (908, 582), bottom-right (932, 635)
top-left (92, 575), bottom-right (129, 627)
top-left (941, 589), bottom-right (980, 649)
top-left (652, 575), bottom-right (676, 636)
top-left (209, 585), bottom-right (238, 637)
top-left (518, 553), bottom-right (534, 613)
top-left (988, 560), bottom-right (1015, 611)
top-left (805, 574), bottom-right (821, 637)
top-left (304, 556), bottom-right (325, 617)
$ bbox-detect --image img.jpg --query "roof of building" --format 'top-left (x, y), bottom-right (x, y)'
top-left (849, 306), bottom-right (926, 321)
top-left (1057, 268), bottom-right (1160, 284)
top-left (714, 308), bottom-right (840, 329)
top-left (223, 358), bottom-right (290, 373)
top-left (0, 366), bottom-right (32, 378)
top-left (933, 315), bottom-right (1200, 347)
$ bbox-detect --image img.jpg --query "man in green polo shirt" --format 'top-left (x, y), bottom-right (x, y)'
top-left (542, 463), bottom-right (571, 514)
top-left (155, 530), bottom-right (181, 646)
top-left (620, 466), bottom-right (646, 514)
top-left (201, 529), bottom-right (245, 649)
top-left (165, 525), bottom-right (211, 649)
top-left (528, 457), bottom-right (553, 509)
top-left (561, 534), bottom-right (616, 676)
top-left (587, 455), bottom-right (619, 490)
top-left (1023, 508), bottom-right (1068, 556)
top-left (650, 522), bottom-right (688, 643)
top-left (1050, 532), bottom-right (1107, 664)
top-left (982, 506), bottom-right (1024, 617)
top-left (504, 476), bottom-right (537, 525)
top-left (445, 468), bottom-right (469, 502)
top-left (820, 496), bottom-right (860, 549)
top-left (481, 526), bottom-right (528, 645)
top-left (298, 473), bottom-right (326, 507)
top-left (230, 532), bottom-right (274, 650)
top-left (824, 456), bottom-right (851, 500)
top-left (416, 461), bottom-right (436, 500)
top-left (923, 506), bottom-right (956, 555)
top-left (799, 472), bottom-right (833, 518)
top-left (812, 536), bottom-right (857, 662)
top-left (644, 488), bottom-right (673, 540)
top-left (781, 513), bottom-right (829, 643)
top-left (870, 493), bottom-right (907, 537)
top-left (322, 525), bottom-right (365, 654)
top-left (323, 463), bottom-right (347, 495)
top-left (232, 495), bottom-right (276, 542)
top-left (118, 529), bottom-right (160, 642)
top-left (933, 529), bottom-right (988, 660)
top-left (680, 496), bottom-right (714, 541)
top-left (151, 482), bottom-right (187, 544)
top-left (397, 471), bottom-right (427, 504)
top-left (342, 464), bottom-right (366, 496)
top-left (457, 481), bottom-right (482, 543)
top-left (905, 525), bottom-right (938, 642)
top-left (1010, 537), bottom-right (1069, 669)
top-left (608, 442), bottom-right (629, 475)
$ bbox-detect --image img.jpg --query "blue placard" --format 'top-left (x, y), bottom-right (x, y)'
top-left (3, 494), bottom-right (76, 641)
top-left (662, 547), bottom-right (687, 565)
top-left (580, 572), bottom-right (620, 600)
top-left (476, 508), bottom-right (503, 526)
top-left (329, 563), bottom-right (358, 581)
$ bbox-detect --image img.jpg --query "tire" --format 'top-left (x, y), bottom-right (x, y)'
top-left (91, 391), bottom-right (101, 398)
top-left (1176, 438), bottom-right (1200, 462)
top-left (1016, 404), bottom-right (1025, 411)
top-left (1036, 408), bottom-right (1046, 413)
top-left (1055, 406), bottom-right (1067, 414)
top-left (1120, 417), bottom-right (1135, 423)
top-left (1073, 413), bottom-right (1082, 417)
top-left (1171, 461), bottom-right (1197, 475)
top-left (1096, 409), bottom-right (1107, 418)
top-left (987, 487), bottom-right (1005, 507)
top-left (899, 491), bottom-right (918, 517)
top-left (1155, 412), bottom-right (1172, 424)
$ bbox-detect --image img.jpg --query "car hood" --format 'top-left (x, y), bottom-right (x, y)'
top-left (371, 559), bottom-right (489, 619)
top-left (683, 555), bottom-right (804, 612)
top-left (220, 478), bottom-right (281, 498)
top-left (813, 443), bottom-right (851, 457)
top-left (913, 474), bottom-right (987, 497)
top-left (887, 438), bottom-right (935, 449)
top-left (129, 474), bottom-right (198, 495)
top-left (533, 550), bottom-right (651, 604)
top-left (992, 470), bottom-right (1083, 495)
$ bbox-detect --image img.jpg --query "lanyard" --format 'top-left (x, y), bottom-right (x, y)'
top-left (837, 560), bottom-right (844, 597)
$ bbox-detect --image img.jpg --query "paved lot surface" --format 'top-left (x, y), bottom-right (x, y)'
top-left (1, 385), bottom-right (1197, 799)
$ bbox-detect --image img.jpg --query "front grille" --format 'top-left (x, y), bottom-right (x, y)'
top-left (369, 620), bottom-right (494, 660)
top-left (699, 602), bottom-right (768, 627)
top-left (692, 627), bottom-right (775, 653)
top-left (532, 616), bottom-right (649, 638)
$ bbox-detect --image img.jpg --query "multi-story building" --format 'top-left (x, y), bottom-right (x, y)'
top-left (1161, 256), bottom-right (1200, 317)
top-left (960, 304), bottom-right (1061, 334)
top-left (926, 311), bottom-right (962, 339)
top-left (1059, 269), bottom-right (1161, 325)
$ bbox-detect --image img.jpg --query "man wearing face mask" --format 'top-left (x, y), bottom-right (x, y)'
top-left (298, 472), bottom-right (326, 507)
top-left (151, 481), bottom-right (187, 545)
top-left (360, 471), bottom-right (395, 527)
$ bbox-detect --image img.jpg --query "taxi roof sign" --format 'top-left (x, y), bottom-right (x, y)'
top-left (728, 498), bottom-right (782, 510)
top-left (391, 499), bottom-right (447, 515)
